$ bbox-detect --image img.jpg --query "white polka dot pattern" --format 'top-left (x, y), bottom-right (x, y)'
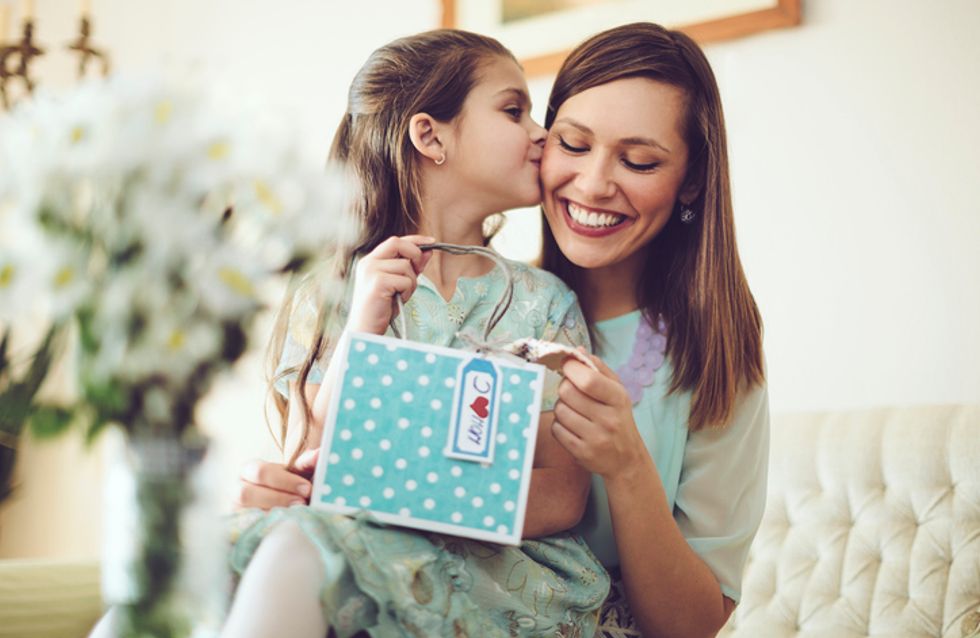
top-left (317, 335), bottom-right (543, 542)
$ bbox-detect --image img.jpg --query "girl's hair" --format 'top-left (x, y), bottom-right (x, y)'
top-left (541, 22), bottom-right (764, 431)
top-left (267, 30), bottom-right (514, 464)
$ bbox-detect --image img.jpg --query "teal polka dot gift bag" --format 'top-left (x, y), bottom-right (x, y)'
top-left (310, 245), bottom-right (545, 545)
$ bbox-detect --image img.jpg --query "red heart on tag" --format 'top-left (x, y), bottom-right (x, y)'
top-left (470, 396), bottom-right (489, 419)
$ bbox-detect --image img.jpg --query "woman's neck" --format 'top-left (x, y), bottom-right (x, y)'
top-left (577, 252), bottom-right (644, 322)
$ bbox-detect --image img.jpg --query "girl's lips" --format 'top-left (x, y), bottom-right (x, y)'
top-left (561, 198), bottom-right (633, 238)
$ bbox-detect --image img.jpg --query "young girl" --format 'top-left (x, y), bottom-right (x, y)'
top-left (223, 30), bottom-right (609, 638)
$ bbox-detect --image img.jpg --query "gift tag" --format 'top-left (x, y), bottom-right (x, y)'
top-left (445, 357), bottom-right (501, 464)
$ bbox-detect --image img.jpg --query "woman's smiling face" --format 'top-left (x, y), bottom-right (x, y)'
top-left (541, 77), bottom-right (695, 271)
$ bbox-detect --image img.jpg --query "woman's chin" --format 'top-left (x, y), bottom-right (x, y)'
top-left (554, 241), bottom-right (615, 270)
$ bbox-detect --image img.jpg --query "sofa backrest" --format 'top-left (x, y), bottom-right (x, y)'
top-left (719, 404), bottom-right (980, 638)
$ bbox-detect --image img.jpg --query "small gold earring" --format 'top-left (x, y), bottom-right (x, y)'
top-left (435, 154), bottom-right (446, 166)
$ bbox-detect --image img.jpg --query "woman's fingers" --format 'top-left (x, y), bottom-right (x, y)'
top-left (550, 417), bottom-right (586, 460)
top-left (561, 357), bottom-right (623, 405)
top-left (552, 397), bottom-right (594, 439)
top-left (556, 377), bottom-right (600, 417)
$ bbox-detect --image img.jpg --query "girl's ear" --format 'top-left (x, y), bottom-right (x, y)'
top-left (409, 113), bottom-right (447, 165)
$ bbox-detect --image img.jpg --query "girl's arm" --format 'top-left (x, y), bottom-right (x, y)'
top-left (551, 356), bottom-right (741, 638)
top-left (522, 411), bottom-right (592, 538)
top-left (238, 236), bottom-right (434, 509)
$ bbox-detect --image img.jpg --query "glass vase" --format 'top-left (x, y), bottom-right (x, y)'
top-left (102, 432), bottom-right (228, 638)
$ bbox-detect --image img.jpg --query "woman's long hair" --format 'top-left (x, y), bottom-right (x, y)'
top-left (541, 22), bottom-right (764, 430)
top-left (267, 30), bottom-right (514, 464)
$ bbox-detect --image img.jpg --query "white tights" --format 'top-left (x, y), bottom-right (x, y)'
top-left (88, 521), bottom-right (328, 638)
top-left (221, 520), bottom-right (328, 638)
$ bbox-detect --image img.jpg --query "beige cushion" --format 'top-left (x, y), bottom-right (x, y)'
top-left (719, 405), bottom-right (980, 638)
top-left (0, 558), bottom-right (101, 638)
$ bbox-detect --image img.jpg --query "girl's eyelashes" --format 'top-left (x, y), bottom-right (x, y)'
top-left (504, 106), bottom-right (523, 120)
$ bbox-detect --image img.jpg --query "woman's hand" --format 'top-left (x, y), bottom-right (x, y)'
top-left (346, 235), bottom-right (435, 335)
top-left (551, 353), bottom-right (647, 479)
top-left (235, 448), bottom-right (320, 510)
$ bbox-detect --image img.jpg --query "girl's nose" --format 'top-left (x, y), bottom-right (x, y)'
top-left (530, 121), bottom-right (546, 146)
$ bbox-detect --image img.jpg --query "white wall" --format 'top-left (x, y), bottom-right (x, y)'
top-left (1, 0), bottom-right (977, 559)
top-left (710, 0), bottom-right (980, 413)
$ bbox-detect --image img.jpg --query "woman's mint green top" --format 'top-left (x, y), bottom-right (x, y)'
top-left (234, 255), bottom-right (611, 638)
top-left (574, 310), bottom-right (770, 604)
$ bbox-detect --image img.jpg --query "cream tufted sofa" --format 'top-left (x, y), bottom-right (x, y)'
top-left (717, 404), bottom-right (980, 638)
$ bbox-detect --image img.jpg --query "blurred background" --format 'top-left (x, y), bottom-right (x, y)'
top-left (1, 0), bottom-right (977, 561)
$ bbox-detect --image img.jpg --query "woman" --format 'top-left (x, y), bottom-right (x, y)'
top-left (541, 23), bottom-right (768, 638)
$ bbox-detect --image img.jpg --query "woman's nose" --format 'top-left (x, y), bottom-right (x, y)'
top-left (576, 155), bottom-right (616, 200)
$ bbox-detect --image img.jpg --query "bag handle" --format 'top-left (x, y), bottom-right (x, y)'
top-left (390, 243), bottom-right (514, 343)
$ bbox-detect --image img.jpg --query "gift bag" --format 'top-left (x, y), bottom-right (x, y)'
top-left (310, 245), bottom-right (545, 545)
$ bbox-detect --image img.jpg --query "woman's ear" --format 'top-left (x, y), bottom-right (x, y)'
top-left (409, 113), bottom-right (447, 166)
top-left (679, 179), bottom-right (701, 208)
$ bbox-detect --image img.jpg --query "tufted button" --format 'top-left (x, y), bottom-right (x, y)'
top-left (962, 609), bottom-right (980, 635)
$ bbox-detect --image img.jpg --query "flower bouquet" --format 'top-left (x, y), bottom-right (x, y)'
top-left (0, 76), bottom-right (354, 637)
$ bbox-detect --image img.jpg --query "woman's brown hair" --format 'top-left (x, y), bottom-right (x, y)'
top-left (267, 30), bottom-right (514, 464)
top-left (541, 22), bottom-right (764, 430)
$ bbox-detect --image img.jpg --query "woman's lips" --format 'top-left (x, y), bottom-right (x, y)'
top-left (561, 198), bottom-right (631, 238)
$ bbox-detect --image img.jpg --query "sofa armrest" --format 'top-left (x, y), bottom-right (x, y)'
top-left (0, 558), bottom-right (101, 638)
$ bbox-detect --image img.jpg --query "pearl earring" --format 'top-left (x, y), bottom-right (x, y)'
top-left (435, 154), bottom-right (446, 166)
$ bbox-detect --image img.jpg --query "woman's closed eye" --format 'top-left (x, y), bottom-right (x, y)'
top-left (623, 158), bottom-right (660, 172)
top-left (504, 106), bottom-right (524, 121)
top-left (557, 135), bottom-right (588, 153)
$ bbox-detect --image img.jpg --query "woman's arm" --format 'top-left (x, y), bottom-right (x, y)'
top-left (552, 356), bottom-right (737, 638)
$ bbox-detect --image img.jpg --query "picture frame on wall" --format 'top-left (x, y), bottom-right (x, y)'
top-left (441, 0), bottom-right (802, 76)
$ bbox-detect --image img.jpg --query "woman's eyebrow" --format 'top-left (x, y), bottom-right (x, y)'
top-left (621, 136), bottom-right (670, 153)
top-left (553, 117), bottom-right (670, 153)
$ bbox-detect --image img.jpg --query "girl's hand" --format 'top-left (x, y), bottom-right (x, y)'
top-left (346, 235), bottom-right (435, 335)
top-left (551, 353), bottom-right (647, 479)
top-left (235, 448), bottom-right (319, 510)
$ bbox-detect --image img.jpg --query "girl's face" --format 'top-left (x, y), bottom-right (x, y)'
top-left (541, 78), bottom-right (693, 272)
top-left (446, 56), bottom-right (546, 213)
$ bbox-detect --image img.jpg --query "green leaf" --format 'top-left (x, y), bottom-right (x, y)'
top-left (29, 406), bottom-right (75, 439)
top-left (0, 325), bottom-right (67, 436)
top-left (84, 417), bottom-right (110, 447)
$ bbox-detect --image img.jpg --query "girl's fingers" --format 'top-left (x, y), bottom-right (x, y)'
top-left (240, 459), bottom-right (312, 499)
top-left (289, 448), bottom-right (320, 478)
top-left (235, 482), bottom-right (307, 510)
top-left (370, 235), bottom-right (433, 266)
top-left (416, 248), bottom-right (434, 274)
top-left (371, 258), bottom-right (419, 282)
